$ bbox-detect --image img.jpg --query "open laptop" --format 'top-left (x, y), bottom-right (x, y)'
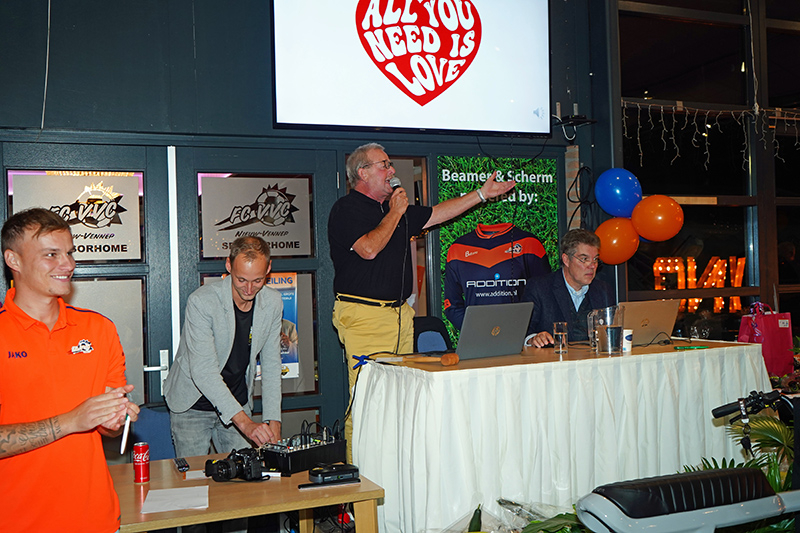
top-left (456, 302), bottom-right (534, 360)
top-left (619, 299), bottom-right (681, 346)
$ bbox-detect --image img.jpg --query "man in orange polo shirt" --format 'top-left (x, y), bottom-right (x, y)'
top-left (0, 207), bottom-right (139, 532)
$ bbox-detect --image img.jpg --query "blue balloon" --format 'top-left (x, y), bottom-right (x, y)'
top-left (594, 168), bottom-right (643, 218)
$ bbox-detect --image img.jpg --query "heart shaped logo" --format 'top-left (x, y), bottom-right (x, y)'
top-left (356, 0), bottom-right (482, 106)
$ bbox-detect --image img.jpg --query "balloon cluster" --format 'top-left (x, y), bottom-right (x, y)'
top-left (593, 168), bottom-right (684, 265)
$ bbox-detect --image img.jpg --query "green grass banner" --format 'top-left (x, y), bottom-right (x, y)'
top-left (437, 155), bottom-right (560, 342)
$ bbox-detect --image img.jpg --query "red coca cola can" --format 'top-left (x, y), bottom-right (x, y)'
top-left (133, 442), bottom-right (150, 483)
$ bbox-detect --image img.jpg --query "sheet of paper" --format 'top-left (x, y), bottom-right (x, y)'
top-left (141, 486), bottom-right (209, 514)
top-left (185, 470), bottom-right (207, 481)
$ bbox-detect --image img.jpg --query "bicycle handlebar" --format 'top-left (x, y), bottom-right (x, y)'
top-left (712, 390), bottom-right (781, 419)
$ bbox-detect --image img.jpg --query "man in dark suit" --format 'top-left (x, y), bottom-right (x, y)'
top-left (524, 228), bottom-right (615, 347)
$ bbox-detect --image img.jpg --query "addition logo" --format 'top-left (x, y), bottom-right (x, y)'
top-left (215, 185), bottom-right (299, 231)
top-left (356, 0), bottom-right (482, 106)
top-left (51, 182), bottom-right (126, 229)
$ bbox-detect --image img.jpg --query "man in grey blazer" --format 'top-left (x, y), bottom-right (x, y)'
top-left (165, 236), bottom-right (283, 457)
top-left (524, 228), bottom-right (615, 347)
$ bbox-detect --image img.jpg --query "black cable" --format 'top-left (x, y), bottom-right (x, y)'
top-left (342, 345), bottom-right (407, 424)
top-left (395, 213), bottom-right (409, 355)
top-left (343, 349), bottom-right (377, 424)
top-left (636, 331), bottom-right (673, 347)
top-left (566, 165), bottom-right (596, 230)
top-left (305, 421), bottom-right (324, 434)
top-left (530, 135), bottom-right (550, 162)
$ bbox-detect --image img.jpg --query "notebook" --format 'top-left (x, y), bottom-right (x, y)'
top-left (619, 299), bottom-right (681, 346)
top-left (456, 302), bottom-right (534, 360)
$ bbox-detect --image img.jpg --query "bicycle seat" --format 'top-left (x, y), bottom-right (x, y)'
top-left (594, 468), bottom-right (773, 518)
top-left (576, 468), bottom-right (794, 533)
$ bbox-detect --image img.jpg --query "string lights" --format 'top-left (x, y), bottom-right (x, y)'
top-left (622, 100), bottom-right (799, 171)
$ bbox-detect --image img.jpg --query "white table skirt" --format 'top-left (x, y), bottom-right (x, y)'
top-left (351, 342), bottom-right (772, 533)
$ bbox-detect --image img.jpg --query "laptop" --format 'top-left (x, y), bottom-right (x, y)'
top-left (619, 299), bottom-right (681, 346)
top-left (455, 302), bottom-right (534, 360)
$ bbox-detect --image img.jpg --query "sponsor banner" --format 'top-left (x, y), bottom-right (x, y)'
top-left (438, 155), bottom-right (560, 337)
top-left (200, 174), bottom-right (311, 258)
top-left (267, 272), bottom-right (299, 379)
top-left (9, 170), bottom-right (142, 261)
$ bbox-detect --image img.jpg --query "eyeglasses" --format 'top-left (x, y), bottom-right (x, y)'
top-left (571, 254), bottom-right (601, 266)
top-left (360, 159), bottom-right (394, 170)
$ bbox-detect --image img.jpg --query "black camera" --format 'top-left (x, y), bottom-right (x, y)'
top-left (204, 448), bottom-right (264, 482)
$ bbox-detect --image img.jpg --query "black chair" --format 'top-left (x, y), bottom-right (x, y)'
top-left (413, 315), bottom-right (453, 353)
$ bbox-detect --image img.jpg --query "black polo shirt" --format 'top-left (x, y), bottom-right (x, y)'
top-left (328, 189), bottom-right (432, 301)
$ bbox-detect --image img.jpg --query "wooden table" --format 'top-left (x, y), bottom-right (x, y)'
top-left (351, 340), bottom-right (772, 532)
top-left (110, 454), bottom-right (384, 532)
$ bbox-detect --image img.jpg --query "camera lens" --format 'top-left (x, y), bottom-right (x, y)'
top-left (204, 448), bottom-right (262, 481)
top-left (204, 457), bottom-right (238, 481)
top-left (217, 458), bottom-right (240, 481)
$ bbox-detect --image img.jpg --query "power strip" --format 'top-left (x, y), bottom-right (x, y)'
top-left (260, 438), bottom-right (346, 476)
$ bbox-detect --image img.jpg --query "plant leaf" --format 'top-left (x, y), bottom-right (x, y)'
top-left (522, 513), bottom-right (585, 533)
top-left (727, 415), bottom-right (794, 464)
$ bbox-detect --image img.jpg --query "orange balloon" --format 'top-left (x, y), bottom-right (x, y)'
top-left (596, 217), bottom-right (640, 265)
top-left (631, 195), bottom-right (684, 242)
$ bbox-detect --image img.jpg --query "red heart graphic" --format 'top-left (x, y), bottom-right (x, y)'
top-left (355, 0), bottom-right (482, 107)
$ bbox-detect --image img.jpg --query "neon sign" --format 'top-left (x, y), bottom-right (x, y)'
top-left (653, 256), bottom-right (745, 313)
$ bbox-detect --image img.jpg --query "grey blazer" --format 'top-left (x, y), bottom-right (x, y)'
top-left (164, 276), bottom-right (283, 424)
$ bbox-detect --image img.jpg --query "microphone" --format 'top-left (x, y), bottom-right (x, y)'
top-left (389, 177), bottom-right (402, 190)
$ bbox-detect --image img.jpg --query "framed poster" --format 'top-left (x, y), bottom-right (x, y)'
top-left (66, 278), bottom-right (146, 404)
top-left (8, 170), bottom-right (143, 261)
top-left (267, 272), bottom-right (299, 379)
top-left (199, 174), bottom-right (313, 259)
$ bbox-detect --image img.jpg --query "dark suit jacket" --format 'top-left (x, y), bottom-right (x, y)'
top-left (523, 268), bottom-right (615, 340)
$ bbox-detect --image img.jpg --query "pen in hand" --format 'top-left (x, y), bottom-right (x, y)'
top-left (119, 414), bottom-right (132, 454)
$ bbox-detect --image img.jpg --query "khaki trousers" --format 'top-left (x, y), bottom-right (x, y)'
top-left (332, 297), bottom-right (415, 460)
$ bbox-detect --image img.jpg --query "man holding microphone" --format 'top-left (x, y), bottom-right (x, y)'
top-left (328, 142), bottom-right (515, 451)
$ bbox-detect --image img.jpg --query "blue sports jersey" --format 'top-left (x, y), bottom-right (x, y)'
top-left (444, 223), bottom-right (551, 329)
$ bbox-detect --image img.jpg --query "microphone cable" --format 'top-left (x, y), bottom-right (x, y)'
top-left (394, 213), bottom-right (408, 355)
top-left (389, 176), bottom-right (408, 356)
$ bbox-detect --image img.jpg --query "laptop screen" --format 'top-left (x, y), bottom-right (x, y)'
top-left (456, 302), bottom-right (534, 359)
top-left (619, 299), bottom-right (680, 346)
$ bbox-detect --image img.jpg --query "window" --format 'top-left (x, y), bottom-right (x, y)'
top-left (767, 29), bottom-right (800, 109)
top-left (617, 2), bottom-right (775, 341)
top-left (619, 13), bottom-right (747, 105)
top-left (623, 0), bottom-right (744, 15)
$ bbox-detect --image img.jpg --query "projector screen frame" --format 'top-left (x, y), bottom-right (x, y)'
top-left (269, 0), bottom-right (553, 139)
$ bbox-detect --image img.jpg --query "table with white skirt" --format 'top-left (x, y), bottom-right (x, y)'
top-left (350, 340), bottom-right (772, 533)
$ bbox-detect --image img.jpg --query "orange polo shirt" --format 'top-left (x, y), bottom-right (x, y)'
top-left (0, 288), bottom-right (127, 532)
